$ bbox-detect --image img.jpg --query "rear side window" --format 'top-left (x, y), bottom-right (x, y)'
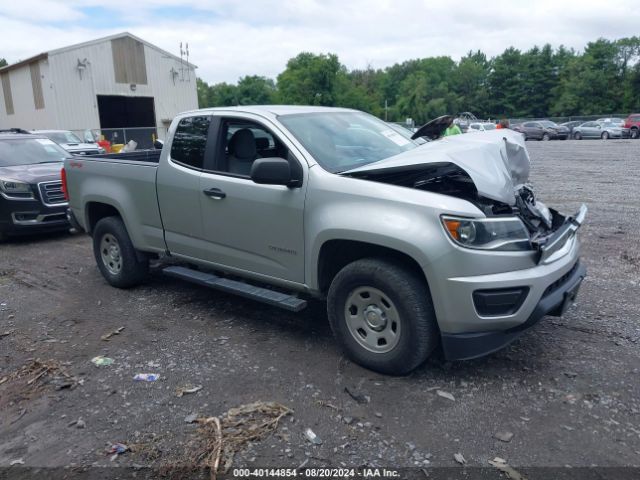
top-left (170, 116), bottom-right (211, 169)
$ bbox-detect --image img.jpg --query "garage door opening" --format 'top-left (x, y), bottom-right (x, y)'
top-left (97, 95), bottom-right (156, 149)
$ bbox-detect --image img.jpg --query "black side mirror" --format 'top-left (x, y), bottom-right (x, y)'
top-left (251, 158), bottom-right (301, 187)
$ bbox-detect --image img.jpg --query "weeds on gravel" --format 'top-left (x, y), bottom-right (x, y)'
top-left (189, 401), bottom-right (292, 477)
top-left (0, 358), bottom-right (77, 404)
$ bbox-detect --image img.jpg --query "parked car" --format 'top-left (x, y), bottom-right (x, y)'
top-left (596, 118), bottom-right (625, 127)
top-left (572, 121), bottom-right (630, 140)
top-left (467, 122), bottom-right (497, 132)
top-left (64, 106), bottom-right (586, 375)
top-left (623, 113), bottom-right (640, 139)
top-left (0, 130), bottom-right (71, 241)
top-left (32, 130), bottom-right (105, 155)
top-left (512, 120), bottom-right (569, 140)
top-left (560, 121), bottom-right (583, 135)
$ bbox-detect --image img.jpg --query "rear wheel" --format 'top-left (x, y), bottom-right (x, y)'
top-left (93, 216), bottom-right (148, 288)
top-left (0, 231), bottom-right (7, 242)
top-left (542, 133), bottom-right (551, 141)
top-left (601, 131), bottom-right (609, 140)
top-left (327, 258), bottom-right (439, 375)
top-left (574, 132), bottom-right (582, 140)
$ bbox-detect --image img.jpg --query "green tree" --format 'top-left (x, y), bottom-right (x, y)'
top-left (277, 52), bottom-right (344, 105)
top-left (196, 77), bottom-right (211, 108)
top-left (236, 75), bottom-right (276, 105)
top-left (452, 51), bottom-right (490, 116)
top-left (0, 58), bottom-right (7, 68)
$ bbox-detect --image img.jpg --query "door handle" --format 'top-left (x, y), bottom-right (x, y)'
top-left (203, 187), bottom-right (226, 199)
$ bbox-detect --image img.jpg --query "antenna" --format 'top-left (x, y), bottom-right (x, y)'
top-left (179, 41), bottom-right (184, 81)
top-left (186, 43), bottom-right (190, 82)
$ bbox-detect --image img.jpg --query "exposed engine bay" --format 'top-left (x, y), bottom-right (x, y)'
top-left (342, 129), bottom-right (574, 249)
top-left (345, 163), bottom-right (566, 245)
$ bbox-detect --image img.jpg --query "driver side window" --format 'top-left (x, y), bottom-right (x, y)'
top-left (214, 118), bottom-right (300, 179)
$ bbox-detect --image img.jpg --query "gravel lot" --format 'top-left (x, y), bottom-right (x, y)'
top-left (1, 139), bottom-right (639, 475)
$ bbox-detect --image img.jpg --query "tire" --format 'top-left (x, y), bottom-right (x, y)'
top-left (574, 132), bottom-right (582, 140)
top-left (631, 129), bottom-right (639, 139)
top-left (327, 258), bottom-right (439, 375)
top-left (542, 133), bottom-right (551, 141)
top-left (0, 231), bottom-right (7, 242)
top-left (601, 131), bottom-right (609, 140)
top-left (93, 216), bottom-right (148, 288)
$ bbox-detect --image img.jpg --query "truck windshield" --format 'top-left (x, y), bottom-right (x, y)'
top-left (0, 138), bottom-right (70, 167)
top-left (278, 112), bottom-right (419, 173)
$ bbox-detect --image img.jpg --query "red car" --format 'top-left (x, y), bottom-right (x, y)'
top-left (623, 114), bottom-right (640, 139)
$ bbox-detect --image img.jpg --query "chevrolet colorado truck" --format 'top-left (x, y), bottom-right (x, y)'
top-left (63, 106), bottom-right (587, 375)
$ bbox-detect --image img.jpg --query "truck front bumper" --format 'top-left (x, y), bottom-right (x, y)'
top-left (435, 206), bottom-right (587, 361)
top-left (441, 259), bottom-right (586, 360)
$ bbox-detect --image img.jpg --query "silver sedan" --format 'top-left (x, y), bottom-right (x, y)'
top-left (572, 121), bottom-right (630, 140)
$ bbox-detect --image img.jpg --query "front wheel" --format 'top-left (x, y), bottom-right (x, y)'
top-left (574, 132), bottom-right (582, 140)
top-left (327, 258), bottom-right (439, 375)
top-left (542, 133), bottom-right (551, 141)
top-left (93, 216), bottom-right (148, 288)
top-left (601, 131), bottom-right (609, 140)
top-left (631, 129), bottom-right (639, 139)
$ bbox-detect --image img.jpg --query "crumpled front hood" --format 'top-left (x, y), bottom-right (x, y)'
top-left (344, 129), bottom-right (530, 205)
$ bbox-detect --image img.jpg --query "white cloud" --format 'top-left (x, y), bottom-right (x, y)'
top-left (1, 1), bottom-right (639, 83)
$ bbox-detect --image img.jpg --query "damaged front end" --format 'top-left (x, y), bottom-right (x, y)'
top-left (342, 129), bottom-right (586, 261)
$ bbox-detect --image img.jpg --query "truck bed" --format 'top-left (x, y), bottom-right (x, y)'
top-left (64, 150), bottom-right (165, 253)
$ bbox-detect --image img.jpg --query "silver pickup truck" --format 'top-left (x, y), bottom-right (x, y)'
top-left (64, 106), bottom-right (586, 375)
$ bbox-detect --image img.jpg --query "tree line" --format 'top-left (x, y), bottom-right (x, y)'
top-left (197, 37), bottom-right (640, 124)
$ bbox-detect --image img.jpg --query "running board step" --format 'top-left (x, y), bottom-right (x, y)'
top-left (163, 266), bottom-right (307, 312)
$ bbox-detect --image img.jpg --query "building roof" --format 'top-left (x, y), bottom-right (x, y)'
top-left (0, 32), bottom-right (197, 74)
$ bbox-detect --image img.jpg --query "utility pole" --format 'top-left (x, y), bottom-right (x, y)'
top-left (385, 99), bottom-right (388, 121)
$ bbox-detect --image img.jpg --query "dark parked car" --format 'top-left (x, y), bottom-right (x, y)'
top-left (623, 113), bottom-right (640, 139)
top-left (0, 131), bottom-right (70, 241)
top-left (512, 120), bottom-right (569, 140)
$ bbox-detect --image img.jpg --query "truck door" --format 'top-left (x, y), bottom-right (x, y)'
top-left (156, 115), bottom-right (216, 257)
top-left (198, 114), bottom-right (307, 283)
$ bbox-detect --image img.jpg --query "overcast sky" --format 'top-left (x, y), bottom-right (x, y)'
top-left (2, 1), bottom-right (639, 84)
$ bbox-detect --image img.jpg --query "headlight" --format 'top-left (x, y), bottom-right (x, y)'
top-left (442, 216), bottom-right (531, 251)
top-left (0, 178), bottom-right (34, 199)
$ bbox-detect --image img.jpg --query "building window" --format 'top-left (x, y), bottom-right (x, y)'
top-left (111, 37), bottom-right (148, 85)
top-left (30, 62), bottom-right (45, 110)
top-left (1, 72), bottom-right (14, 115)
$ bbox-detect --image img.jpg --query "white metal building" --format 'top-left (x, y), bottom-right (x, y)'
top-left (0, 32), bottom-right (197, 142)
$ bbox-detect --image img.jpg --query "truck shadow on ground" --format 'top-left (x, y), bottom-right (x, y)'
top-left (144, 267), bottom-right (558, 383)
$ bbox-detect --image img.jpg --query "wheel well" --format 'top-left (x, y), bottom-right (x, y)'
top-left (317, 240), bottom-right (427, 293)
top-left (86, 202), bottom-right (120, 234)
